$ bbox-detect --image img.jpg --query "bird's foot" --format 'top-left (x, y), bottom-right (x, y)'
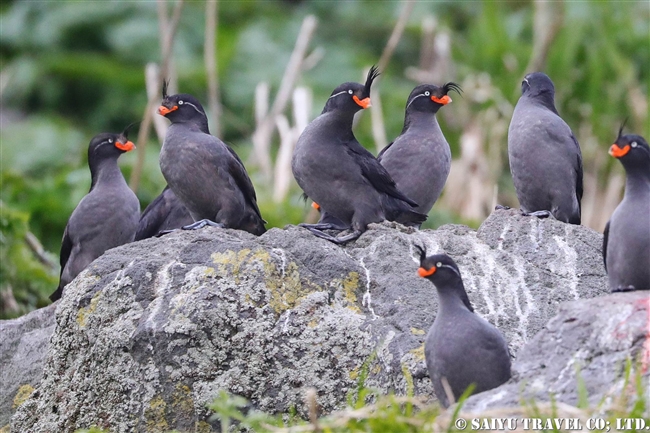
top-left (182, 219), bottom-right (224, 230)
top-left (299, 222), bottom-right (349, 231)
top-left (303, 227), bottom-right (362, 245)
top-left (494, 204), bottom-right (511, 211)
top-left (612, 285), bottom-right (637, 293)
top-left (521, 210), bottom-right (553, 219)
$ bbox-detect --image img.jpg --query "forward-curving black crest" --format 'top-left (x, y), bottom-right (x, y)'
top-left (617, 118), bottom-right (629, 141)
top-left (162, 79), bottom-right (170, 99)
top-left (121, 122), bottom-right (139, 140)
top-left (363, 65), bottom-right (380, 98)
top-left (443, 82), bottom-right (463, 96)
top-left (413, 243), bottom-right (427, 262)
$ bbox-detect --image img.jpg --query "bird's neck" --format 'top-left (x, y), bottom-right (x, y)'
top-left (624, 169), bottom-right (650, 197)
top-left (320, 110), bottom-right (356, 140)
top-left (402, 110), bottom-right (439, 134)
top-left (90, 157), bottom-right (125, 191)
top-left (172, 118), bottom-right (210, 134)
top-left (436, 281), bottom-right (474, 316)
top-left (525, 93), bottom-right (558, 115)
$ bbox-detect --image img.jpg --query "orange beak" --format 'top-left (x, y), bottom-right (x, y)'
top-left (353, 95), bottom-right (371, 109)
top-left (609, 144), bottom-right (630, 158)
top-left (115, 140), bottom-right (135, 152)
top-left (158, 105), bottom-right (178, 116)
top-left (431, 95), bottom-right (451, 105)
top-left (418, 267), bottom-right (436, 277)
top-left (311, 202), bottom-right (321, 210)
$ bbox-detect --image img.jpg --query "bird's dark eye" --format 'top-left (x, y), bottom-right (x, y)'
top-left (179, 100), bottom-right (184, 105)
top-left (436, 262), bottom-right (442, 267)
top-left (347, 90), bottom-right (353, 95)
top-left (108, 139), bottom-right (113, 143)
top-left (424, 91), bottom-right (430, 96)
top-left (631, 141), bottom-right (638, 148)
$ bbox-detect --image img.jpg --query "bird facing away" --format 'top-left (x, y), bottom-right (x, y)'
top-left (50, 127), bottom-right (140, 301)
top-left (416, 247), bottom-right (511, 407)
top-left (157, 84), bottom-right (266, 236)
top-left (603, 129), bottom-right (650, 292)
top-left (292, 66), bottom-right (427, 244)
top-left (134, 185), bottom-right (193, 240)
top-left (507, 72), bottom-right (583, 224)
top-left (378, 82), bottom-right (461, 219)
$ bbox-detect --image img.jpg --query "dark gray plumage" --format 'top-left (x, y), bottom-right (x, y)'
top-left (158, 91), bottom-right (266, 235)
top-left (603, 131), bottom-right (650, 292)
top-left (292, 66), bottom-right (426, 244)
top-left (508, 72), bottom-right (583, 224)
top-left (134, 186), bottom-right (193, 240)
top-left (416, 249), bottom-right (511, 407)
top-left (377, 82), bottom-right (461, 217)
top-left (50, 129), bottom-right (140, 301)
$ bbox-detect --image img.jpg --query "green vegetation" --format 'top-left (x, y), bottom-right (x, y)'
top-left (1, 1), bottom-right (648, 317)
top-left (71, 359), bottom-right (648, 432)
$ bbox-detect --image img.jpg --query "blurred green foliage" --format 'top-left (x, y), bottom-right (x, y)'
top-left (1, 1), bottom-right (648, 317)
top-left (0, 202), bottom-right (57, 318)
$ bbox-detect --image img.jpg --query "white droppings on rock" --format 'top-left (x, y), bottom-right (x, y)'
top-left (552, 234), bottom-right (579, 300)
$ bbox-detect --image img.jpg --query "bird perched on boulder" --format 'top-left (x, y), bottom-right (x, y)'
top-left (416, 247), bottom-right (511, 407)
top-left (157, 83), bottom-right (266, 235)
top-left (134, 185), bottom-right (193, 240)
top-left (292, 66), bottom-right (426, 244)
top-left (50, 126), bottom-right (140, 301)
top-left (378, 82), bottom-right (461, 219)
top-left (508, 72), bottom-right (583, 224)
top-left (603, 128), bottom-right (650, 292)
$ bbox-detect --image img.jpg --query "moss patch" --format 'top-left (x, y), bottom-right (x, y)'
top-left (211, 248), bottom-right (322, 314)
top-left (409, 344), bottom-right (426, 361)
top-left (144, 395), bottom-right (169, 432)
top-left (12, 384), bottom-right (35, 409)
top-left (340, 272), bottom-right (361, 313)
top-left (77, 291), bottom-right (101, 328)
top-left (410, 327), bottom-right (425, 335)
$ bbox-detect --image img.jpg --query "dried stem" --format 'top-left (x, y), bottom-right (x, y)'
top-left (25, 231), bottom-right (57, 270)
top-left (371, 0), bottom-right (415, 151)
top-left (204, 0), bottom-right (222, 136)
top-left (273, 87), bottom-right (311, 203)
top-left (525, 0), bottom-right (564, 74)
top-left (251, 15), bottom-right (318, 179)
top-left (129, 0), bottom-right (184, 192)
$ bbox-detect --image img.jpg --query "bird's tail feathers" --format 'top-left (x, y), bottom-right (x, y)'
top-left (383, 196), bottom-right (427, 226)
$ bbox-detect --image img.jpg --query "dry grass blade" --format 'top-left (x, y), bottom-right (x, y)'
top-left (129, 0), bottom-right (184, 192)
top-left (204, 0), bottom-right (221, 137)
top-left (251, 15), bottom-right (318, 179)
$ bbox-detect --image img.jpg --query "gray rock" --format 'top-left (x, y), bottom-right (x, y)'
top-left (463, 291), bottom-right (650, 412)
top-left (0, 303), bottom-right (56, 430)
top-left (11, 209), bottom-right (609, 432)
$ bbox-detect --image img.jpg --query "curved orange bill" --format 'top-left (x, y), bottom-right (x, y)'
top-left (431, 95), bottom-right (451, 105)
top-left (609, 144), bottom-right (630, 158)
top-left (418, 267), bottom-right (436, 277)
top-left (311, 202), bottom-right (321, 210)
top-left (158, 105), bottom-right (178, 116)
top-left (115, 140), bottom-right (135, 152)
top-left (353, 95), bottom-right (371, 109)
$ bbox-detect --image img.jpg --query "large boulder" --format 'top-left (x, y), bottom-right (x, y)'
top-left (463, 290), bottom-right (650, 412)
top-left (11, 209), bottom-right (609, 432)
top-left (0, 303), bottom-right (56, 430)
